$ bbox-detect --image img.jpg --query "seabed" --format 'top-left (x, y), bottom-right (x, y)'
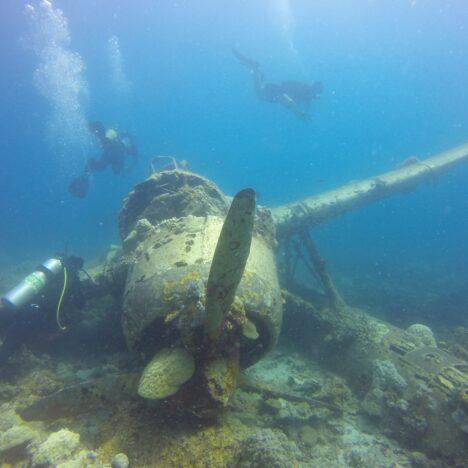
top-left (0, 336), bottom-right (423, 468)
top-left (3, 279), bottom-right (465, 467)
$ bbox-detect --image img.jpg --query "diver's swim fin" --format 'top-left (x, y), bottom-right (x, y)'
top-left (232, 49), bottom-right (260, 71)
top-left (68, 173), bottom-right (89, 198)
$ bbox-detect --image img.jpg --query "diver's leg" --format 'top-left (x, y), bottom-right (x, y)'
top-left (111, 159), bottom-right (124, 174)
top-left (253, 69), bottom-right (268, 101)
top-left (69, 159), bottom-right (93, 197)
top-left (232, 49), bottom-right (260, 70)
top-left (87, 156), bottom-right (108, 172)
top-left (232, 49), bottom-right (268, 101)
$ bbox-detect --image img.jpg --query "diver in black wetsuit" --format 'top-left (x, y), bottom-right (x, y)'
top-left (233, 49), bottom-right (323, 121)
top-left (69, 121), bottom-right (138, 198)
top-left (0, 256), bottom-right (87, 362)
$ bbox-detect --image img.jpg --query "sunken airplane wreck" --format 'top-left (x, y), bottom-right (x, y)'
top-left (15, 143), bottom-right (468, 460)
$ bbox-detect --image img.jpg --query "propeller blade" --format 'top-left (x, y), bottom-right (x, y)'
top-left (204, 188), bottom-right (256, 339)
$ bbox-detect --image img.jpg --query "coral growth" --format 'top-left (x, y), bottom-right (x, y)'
top-left (30, 428), bottom-right (80, 466)
top-left (404, 324), bottom-right (437, 348)
top-left (236, 429), bottom-right (303, 467)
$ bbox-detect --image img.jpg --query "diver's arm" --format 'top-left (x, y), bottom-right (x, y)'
top-left (280, 93), bottom-right (310, 121)
top-left (120, 133), bottom-right (139, 173)
top-left (91, 130), bottom-right (107, 149)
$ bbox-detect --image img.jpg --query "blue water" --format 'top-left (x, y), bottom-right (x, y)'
top-left (1, 0), bottom-right (467, 298)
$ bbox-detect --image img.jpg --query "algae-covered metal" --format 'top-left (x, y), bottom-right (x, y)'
top-left (283, 291), bottom-right (468, 460)
top-left (100, 154), bottom-right (468, 457)
top-left (118, 171), bottom-right (281, 412)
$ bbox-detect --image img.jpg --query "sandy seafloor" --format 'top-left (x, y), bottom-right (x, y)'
top-left (0, 257), bottom-right (467, 467)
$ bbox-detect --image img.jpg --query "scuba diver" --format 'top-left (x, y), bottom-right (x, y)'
top-left (233, 49), bottom-right (323, 121)
top-left (0, 255), bottom-right (91, 362)
top-left (69, 121), bottom-right (138, 198)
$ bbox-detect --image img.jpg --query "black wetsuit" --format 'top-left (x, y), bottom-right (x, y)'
top-left (87, 131), bottom-right (138, 174)
top-left (0, 261), bottom-right (86, 362)
top-left (234, 50), bottom-right (323, 120)
top-left (68, 122), bottom-right (138, 198)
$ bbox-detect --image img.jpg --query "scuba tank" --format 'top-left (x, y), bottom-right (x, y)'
top-left (1, 259), bottom-right (63, 310)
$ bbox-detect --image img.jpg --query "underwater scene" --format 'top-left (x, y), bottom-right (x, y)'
top-left (1, 0), bottom-right (468, 466)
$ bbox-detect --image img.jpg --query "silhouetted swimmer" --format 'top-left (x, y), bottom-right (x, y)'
top-left (69, 121), bottom-right (138, 198)
top-left (233, 49), bottom-right (323, 121)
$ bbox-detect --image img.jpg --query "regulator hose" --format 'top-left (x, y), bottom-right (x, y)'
top-left (56, 266), bottom-right (68, 330)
